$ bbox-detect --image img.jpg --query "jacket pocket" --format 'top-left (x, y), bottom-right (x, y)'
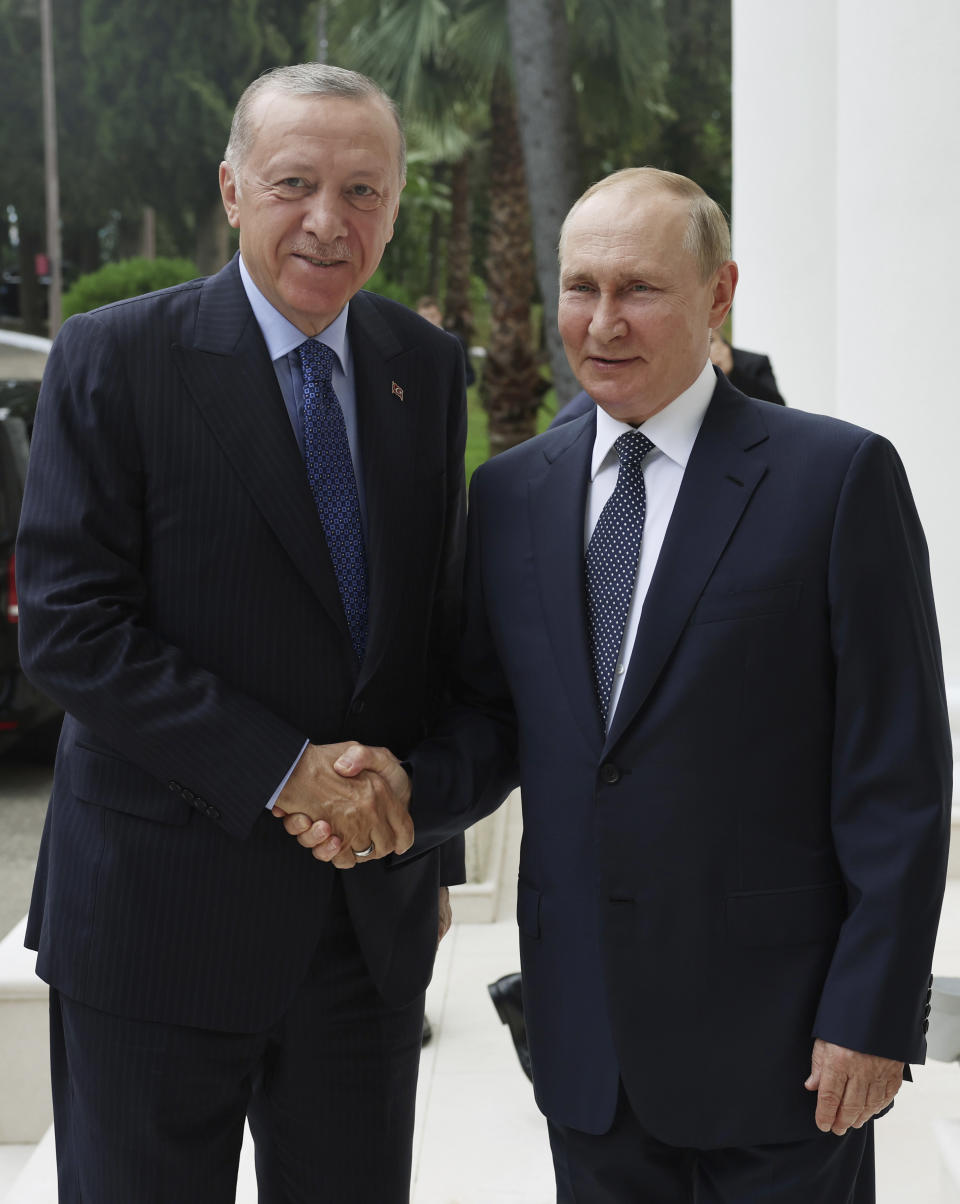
top-left (727, 881), bottom-right (845, 947)
top-left (690, 581), bottom-right (803, 625)
top-left (71, 743), bottom-right (192, 826)
top-left (517, 879), bottom-right (542, 939)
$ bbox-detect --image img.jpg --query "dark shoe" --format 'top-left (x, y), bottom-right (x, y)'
top-left (488, 973), bottom-right (533, 1081)
top-left (421, 1014), bottom-right (433, 1047)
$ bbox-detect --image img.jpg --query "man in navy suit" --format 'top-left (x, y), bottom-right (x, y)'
top-left (17, 64), bottom-right (466, 1203)
top-left (312, 167), bottom-right (952, 1201)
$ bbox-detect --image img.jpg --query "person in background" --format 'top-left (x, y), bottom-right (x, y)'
top-left (17, 63), bottom-right (465, 1204)
top-left (417, 295), bottom-right (476, 386)
top-left (709, 328), bottom-right (785, 405)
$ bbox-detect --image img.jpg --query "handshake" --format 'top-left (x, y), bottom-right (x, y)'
top-left (270, 741), bottom-right (412, 869)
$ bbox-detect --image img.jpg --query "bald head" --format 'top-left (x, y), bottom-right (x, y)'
top-left (559, 167), bottom-right (731, 283)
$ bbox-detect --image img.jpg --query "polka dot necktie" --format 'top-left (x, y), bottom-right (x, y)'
top-left (298, 338), bottom-right (368, 663)
top-left (585, 430), bottom-right (655, 722)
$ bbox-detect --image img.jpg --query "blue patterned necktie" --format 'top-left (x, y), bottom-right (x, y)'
top-left (585, 429), bottom-right (655, 722)
top-left (298, 338), bottom-right (368, 663)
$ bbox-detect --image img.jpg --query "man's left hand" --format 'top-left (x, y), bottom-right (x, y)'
top-left (804, 1038), bottom-right (904, 1134)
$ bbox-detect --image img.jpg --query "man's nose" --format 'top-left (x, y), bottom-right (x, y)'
top-left (302, 189), bottom-right (348, 243)
top-left (588, 296), bottom-right (627, 342)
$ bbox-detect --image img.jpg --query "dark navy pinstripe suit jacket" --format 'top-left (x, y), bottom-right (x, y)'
top-left (17, 255), bottom-right (467, 1032)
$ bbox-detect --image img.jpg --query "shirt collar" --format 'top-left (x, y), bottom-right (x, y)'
top-left (590, 359), bottom-right (716, 480)
top-left (238, 255), bottom-right (350, 374)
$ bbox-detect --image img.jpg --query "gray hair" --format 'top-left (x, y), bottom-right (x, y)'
top-left (224, 63), bottom-right (406, 182)
top-left (559, 166), bottom-right (731, 281)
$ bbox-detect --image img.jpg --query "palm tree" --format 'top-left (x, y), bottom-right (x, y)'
top-left (339, 0), bottom-right (546, 454)
top-left (480, 63), bottom-right (548, 453)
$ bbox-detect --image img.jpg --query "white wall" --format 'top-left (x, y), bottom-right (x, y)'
top-left (732, 0), bottom-right (960, 730)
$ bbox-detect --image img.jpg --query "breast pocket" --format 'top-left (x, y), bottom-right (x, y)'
top-left (690, 581), bottom-right (803, 625)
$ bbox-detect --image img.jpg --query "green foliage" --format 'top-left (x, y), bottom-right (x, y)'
top-left (62, 257), bottom-right (198, 318)
top-left (645, 0), bottom-right (732, 215)
top-left (464, 383), bottom-right (489, 483)
top-left (372, 151), bottom-right (452, 299)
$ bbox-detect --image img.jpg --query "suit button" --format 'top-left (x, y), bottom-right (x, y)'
top-left (600, 763), bottom-right (621, 785)
top-left (351, 699), bottom-right (365, 715)
top-left (168, 781), bottom-right (179, 792)
top-left (181, 788), bottom-right (195, 802)
top-left (206, 806), bottom-right (221, 820)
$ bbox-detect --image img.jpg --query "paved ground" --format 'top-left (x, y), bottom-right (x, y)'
top-left (0, 752), bottom-right (51, 937)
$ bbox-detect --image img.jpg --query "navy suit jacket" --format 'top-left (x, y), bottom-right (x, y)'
top-left (18, 256), bottom-right (466, 1031)
top-left (409, 373), bottom-right (952, 1147)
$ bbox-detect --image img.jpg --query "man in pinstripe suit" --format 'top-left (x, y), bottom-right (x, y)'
top-left (17, 64), bottom-right (467, 1204)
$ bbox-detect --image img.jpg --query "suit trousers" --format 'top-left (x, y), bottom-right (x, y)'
top-left (548, 1082), bottom-right (875, 1204)
top-left (49, 876), bottom-right (425, 1204)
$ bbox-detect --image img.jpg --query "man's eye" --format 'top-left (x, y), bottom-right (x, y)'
top-left (348, 184), bottom-right (382, 210)
top-left (631, 283), bottom-right (650, 293)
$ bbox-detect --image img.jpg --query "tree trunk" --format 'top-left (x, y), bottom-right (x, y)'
top-left (194, 199), bottom-right (230, 276)
top-left (443, 154), bottom-right (474, 343)
top-left (482, 72), bottom-right (548, 457)
top-left (505, 0), bottom-right (581, 407)
top-left (140, 206), bottom-right (157, 259)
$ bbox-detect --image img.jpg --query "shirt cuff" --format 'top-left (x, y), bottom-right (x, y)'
top-left (265, 740), bottom-right (310, 809)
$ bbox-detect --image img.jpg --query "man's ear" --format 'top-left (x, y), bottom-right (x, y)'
top-left (219, 162), bottom-right (241, 230)
top-left (709, 261), bottom-right (739, 327)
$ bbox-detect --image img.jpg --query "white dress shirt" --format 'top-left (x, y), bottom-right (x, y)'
top-left (587, 359), bottom-right (715, 722)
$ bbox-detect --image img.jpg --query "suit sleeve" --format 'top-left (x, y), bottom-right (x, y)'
top-left (16, 314), bottom-right (307, 840)
top-left (813, 432), bottom-right (952, 1062)
top-left (405, 467), bottom-right (520, 853)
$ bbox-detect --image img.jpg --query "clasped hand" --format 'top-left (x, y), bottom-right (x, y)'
top-left (270, 741), bottom-right (411, 869)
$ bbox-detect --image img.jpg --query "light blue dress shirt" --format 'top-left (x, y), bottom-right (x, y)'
top-left (238, 256), bottom-right (367, 529)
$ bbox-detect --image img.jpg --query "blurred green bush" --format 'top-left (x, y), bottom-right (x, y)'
top-left (63, 257), bottom-right (198, 318)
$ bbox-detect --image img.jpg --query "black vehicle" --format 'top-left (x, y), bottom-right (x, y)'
top-left (0, 379), bottom-right (61, 755)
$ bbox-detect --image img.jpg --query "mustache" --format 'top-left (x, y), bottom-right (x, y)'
top-left (291, 240), bottom-right (352, 262)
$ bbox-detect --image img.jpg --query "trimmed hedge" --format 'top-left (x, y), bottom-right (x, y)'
top-left (62, 257), bottom-right (198, 318)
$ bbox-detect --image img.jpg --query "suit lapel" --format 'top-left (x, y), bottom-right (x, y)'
top-left (171, 258), bottom-right (351, 646)
top-left (529, 414), bottom-right (606, 752)
top-left (604, 381), bottom-right (769, 752)
top-left (348, 291), bottom-right (418, 688)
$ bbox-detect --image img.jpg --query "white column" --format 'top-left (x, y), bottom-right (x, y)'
top-left (732, 0), bottom-right (960, 721)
